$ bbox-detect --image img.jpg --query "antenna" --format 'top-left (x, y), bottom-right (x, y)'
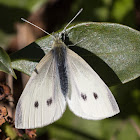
top-left (21, 18), bottom-right (55, 39)
top-left (62, 8), bottom-right (83, 33)
top-left (21, 8), bottom-right (83, 40)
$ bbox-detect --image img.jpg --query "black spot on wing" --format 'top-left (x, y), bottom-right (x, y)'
top-left (47, 98), bottom-right (52, 106)
top-left (93, 92), bottom-right (98, 99)
top-left (81, 93), bottom-right (87, 101)
top-left (34, 101), bottom-right (39, 108)
top-left (34, 68), bottom-right (38, 74)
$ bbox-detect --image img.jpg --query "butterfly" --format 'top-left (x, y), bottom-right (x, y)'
top-left (15, 9), bottom-right (120, 129)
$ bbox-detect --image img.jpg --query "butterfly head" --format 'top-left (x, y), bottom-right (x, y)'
top-left (52, 33), bottom-right (66, 48)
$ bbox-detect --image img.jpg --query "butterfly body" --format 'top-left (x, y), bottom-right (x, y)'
top-left (52, 38), bottom-right (68, 96)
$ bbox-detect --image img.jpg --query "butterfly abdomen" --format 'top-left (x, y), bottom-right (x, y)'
top-left (53, 40), bottom-right (68, 96)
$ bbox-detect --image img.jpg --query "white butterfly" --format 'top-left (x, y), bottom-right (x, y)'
top-left (15, 9), bottom-right (120, 129)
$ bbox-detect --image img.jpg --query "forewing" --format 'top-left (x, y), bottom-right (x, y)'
top-left (67, 48), bottom-right (120, 120)
top-left (15, 51), bottom-right (66, 129)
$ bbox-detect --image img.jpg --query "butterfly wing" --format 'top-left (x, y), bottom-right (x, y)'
top-left (15, 51), bottom-right (66, 129)
top-left (66, 48), bottom-right (120, 120)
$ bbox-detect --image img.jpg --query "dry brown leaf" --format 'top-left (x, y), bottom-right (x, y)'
top-left (0, 117), bottom-right (5, 126)
top-left (0, 106), bottom-right (8, 117)
top-left (0, 83), bottom-right (11, 100)
top-left (26, 129), bottom-right (37, 138)
top-left (5, 137), bottom-right (11, 140)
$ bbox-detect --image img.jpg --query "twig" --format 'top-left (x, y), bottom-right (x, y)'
top-left (129, 118), bottom-right (140, 137)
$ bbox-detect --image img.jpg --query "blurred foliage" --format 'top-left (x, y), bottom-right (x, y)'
top-left (0, 0), bottom-right (140, 140)
top-left (0, 0), bottom-right (47, 12)
top-left (68, 0), bottom-right (135, 27)
top-left (0, 0), bottom-right (47, 48)
top-left (0, 0), bottom-right (135, 48)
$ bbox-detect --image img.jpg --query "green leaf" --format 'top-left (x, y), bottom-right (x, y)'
top-left (0, 47), bottom-right (16, 79)
top-left (10, 22), bottom-right (140, 86)
top-left (3, 123), bottom-right (17, 139)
